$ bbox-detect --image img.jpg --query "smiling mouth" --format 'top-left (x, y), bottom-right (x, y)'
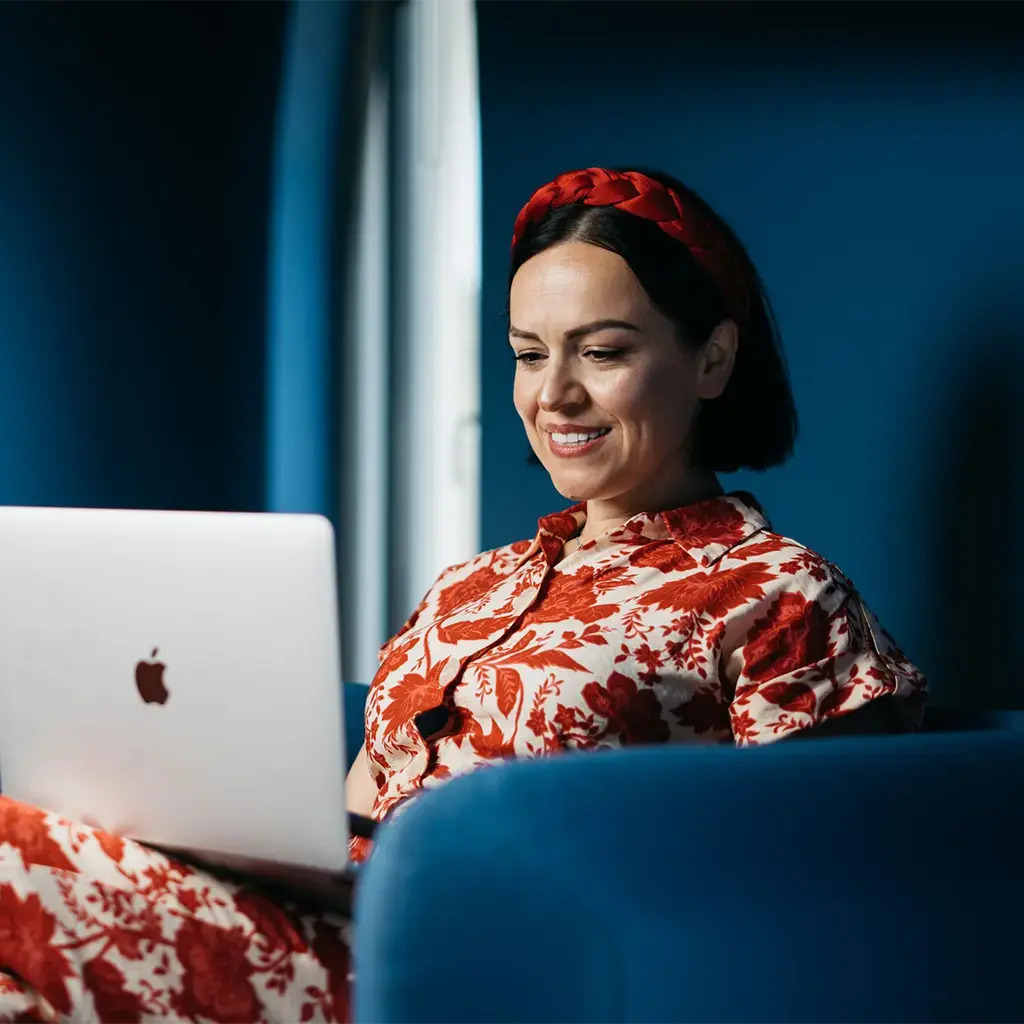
top-left (548, 428), bottom-right (611, 445)
top-left (546, 427), bottom-right (611, 457)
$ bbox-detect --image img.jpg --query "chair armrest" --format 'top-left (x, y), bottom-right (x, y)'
top-left (354, 734), bottom-right (1024, 1023)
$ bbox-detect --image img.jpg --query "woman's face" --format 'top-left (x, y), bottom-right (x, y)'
top-left (509, 241), bottom-right (732, 509)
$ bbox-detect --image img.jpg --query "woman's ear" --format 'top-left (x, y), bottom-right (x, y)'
top-left (696, 319), bottom-right (738, 400)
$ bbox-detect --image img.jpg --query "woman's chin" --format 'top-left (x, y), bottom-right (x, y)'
top-left (548, 473), bottom-right (609, 504)
top-left (548, 478), bottom-right (590, 502)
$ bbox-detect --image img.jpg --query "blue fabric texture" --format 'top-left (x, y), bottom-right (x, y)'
top-left (353, 731), bottom-right (1024, 1023)
top-left (923, 706), bottom-right (1024, 733)
top-left (344, 681), bottom-right (369, 770)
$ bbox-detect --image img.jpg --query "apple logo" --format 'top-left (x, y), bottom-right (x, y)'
top-left (135, 648), bottom-right (169, 705)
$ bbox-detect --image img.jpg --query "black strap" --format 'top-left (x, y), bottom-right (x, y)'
top-left (348, 812), bottom-right (377, 840)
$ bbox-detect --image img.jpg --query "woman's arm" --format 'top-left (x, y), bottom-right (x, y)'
top-left (345, 746), bottom-right (377, 817)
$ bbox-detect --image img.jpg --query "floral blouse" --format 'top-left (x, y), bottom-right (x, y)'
top-left (351, 493), bottom-right (926, 855)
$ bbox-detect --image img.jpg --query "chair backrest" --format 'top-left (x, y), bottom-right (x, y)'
top-left (344, 681), bottom-right (369, 768)
top-left (354, 730), bottom-right (1024, 1023)
top-left (922, 706), bottom-right (1024, 733)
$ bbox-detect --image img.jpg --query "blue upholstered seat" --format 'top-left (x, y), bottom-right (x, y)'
top-left (352, 727), bottom-right (1024, 1023)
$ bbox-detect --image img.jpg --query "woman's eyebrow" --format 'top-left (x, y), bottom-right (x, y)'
top-left (508, 319), bottom-right (640, 342)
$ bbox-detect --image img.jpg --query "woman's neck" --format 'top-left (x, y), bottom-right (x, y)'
top-left (576, 468), bottom-right (723, 546)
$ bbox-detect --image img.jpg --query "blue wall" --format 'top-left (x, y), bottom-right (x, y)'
top-left (477, 3), bottom-right (1024, 707)
top-left (0, 3), bottom-right (286, 513)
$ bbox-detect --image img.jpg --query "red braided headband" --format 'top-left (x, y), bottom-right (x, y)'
top-left (511, 168), bottom-right (749, 322)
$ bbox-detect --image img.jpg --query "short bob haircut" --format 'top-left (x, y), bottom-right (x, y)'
top-left (508, 167), bottom-right (797, 474)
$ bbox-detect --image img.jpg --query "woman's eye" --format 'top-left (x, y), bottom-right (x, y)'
top-left (514, 352), bottom-right (544, 365)
top-left (586, 349), bottom-right (621, 362)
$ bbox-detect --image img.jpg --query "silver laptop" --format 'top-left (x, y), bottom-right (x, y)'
top-left (0, 506), bottom-right (351, 877)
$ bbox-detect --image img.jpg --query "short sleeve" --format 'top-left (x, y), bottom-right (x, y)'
top-left (726, 570), bottom-right (927, 746)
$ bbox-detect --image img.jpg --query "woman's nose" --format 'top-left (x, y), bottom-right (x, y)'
top-left (537, 359), bottom-right (585, 412)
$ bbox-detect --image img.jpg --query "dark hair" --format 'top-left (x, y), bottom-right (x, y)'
top-left (509, 167), bottom-right (797, 473)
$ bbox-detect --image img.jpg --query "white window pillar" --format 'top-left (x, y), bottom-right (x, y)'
top-left (340, 0), bottom-right (483, 681)
top-left (390, 0), bottom-right (482, 629)
top-left (339, 48), bottom-right (391, 687)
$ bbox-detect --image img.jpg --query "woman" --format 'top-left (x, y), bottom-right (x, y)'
top-left (0, 166), bottom-right (926, 1022)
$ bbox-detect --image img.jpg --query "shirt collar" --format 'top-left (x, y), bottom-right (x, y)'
top-left (660, 491), bottom-right (770, 567)
top-left (514, 492), bottom-right (770, 570)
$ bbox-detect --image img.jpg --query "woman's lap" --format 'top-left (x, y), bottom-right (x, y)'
top-left (0, 796), bottom-right (351, 1023)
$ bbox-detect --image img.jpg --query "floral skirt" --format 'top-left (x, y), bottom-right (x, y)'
top-left (0, 796), bottom-right (351, 1023)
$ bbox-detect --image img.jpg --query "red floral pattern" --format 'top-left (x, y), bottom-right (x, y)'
top-left (0, 886), bottom-right (74, 1016)
top-left (0, 801), bottom-right (76, 873)
top-left (0, 797), bottom-right (351, 1023)
top-left (361, 493), bottom-right (926, 824)
top-left (171, 919), bottom-right (260, 1023)
top-left (580, 673), bottom-right (671, 744)
top-left (741, 591), bottom-right (831, 683)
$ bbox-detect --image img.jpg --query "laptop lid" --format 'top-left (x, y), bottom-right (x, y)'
top-left (0, 506), bottom-right (349, 873)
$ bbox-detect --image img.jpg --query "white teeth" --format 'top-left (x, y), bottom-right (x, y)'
top-left (551, 429), bottom-right (608, 445)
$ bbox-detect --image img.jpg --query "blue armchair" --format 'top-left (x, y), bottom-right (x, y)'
top-left (344, 682), bottom-right (370, 769)
top-left (351, 723), bottom-right (1024, 1023)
